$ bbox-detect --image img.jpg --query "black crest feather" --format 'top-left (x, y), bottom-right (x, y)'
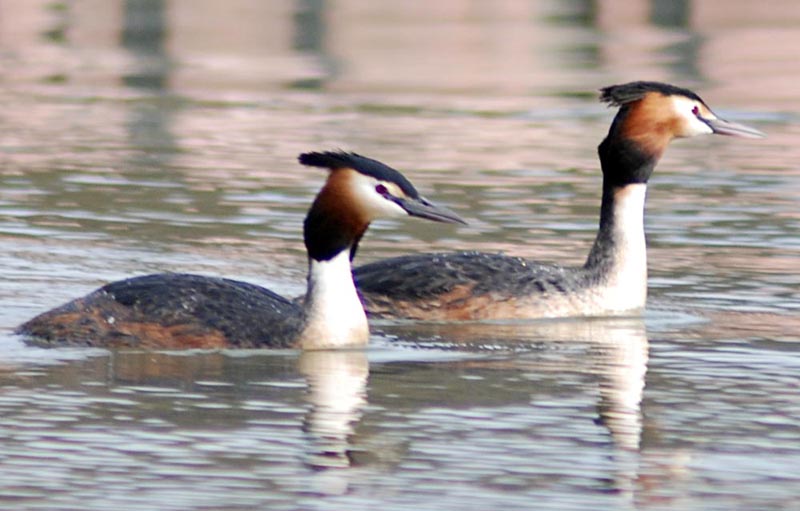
top-left (599, 81), bottom-right (702, 107)
top-left (298, 151), bottom-right (420, 199)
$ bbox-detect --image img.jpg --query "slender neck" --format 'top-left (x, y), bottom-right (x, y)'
top-left (583, 182), bottom-right (649, 313)
top-left (583, 131), bottom-right (658, 309)
top-left (297, 182), bottom-right (372, 349)
top-left (298, 250), bottom-right (369, 350)
top-left (585, 183), bottom-right (647, 271)
top-left (587, 125), bottom-right (661, 266)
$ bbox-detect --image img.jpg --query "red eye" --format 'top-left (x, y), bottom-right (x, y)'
top-left (692, 105), bottom-right (700, 116)
top-left (375, 184), bottom-right (389, 196)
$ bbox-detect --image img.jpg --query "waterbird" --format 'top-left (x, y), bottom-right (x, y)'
top-left (354, 81), bottom-right (764, 320)
top-left (17, 151), bottom-right (465, 349)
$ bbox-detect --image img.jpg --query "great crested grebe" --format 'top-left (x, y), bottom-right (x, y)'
top-left (354, 81), bottom-right (764, 320)
top-left (18, 151), bottom-right (465, 349)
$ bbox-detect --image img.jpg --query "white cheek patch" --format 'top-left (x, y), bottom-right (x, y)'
top-left (668, 95), bottom-right (714, 138)
top-left (687, 116), bottom-right (714, 137)
top-left (351, 174), bottom-right (407, 219)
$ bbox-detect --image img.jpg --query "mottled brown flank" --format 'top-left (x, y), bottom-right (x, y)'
top-left (620, 93), bottom-right (680, 158)
top-left (19, 295), bottom-right (229, 349)
top-left (110, 322), bottom-right (228, 349)
top-left (361, 283), bottom-right (534, 321)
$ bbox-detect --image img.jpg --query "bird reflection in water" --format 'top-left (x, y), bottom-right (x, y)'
top-left (378, 316), bottom-right (650, 496)
top-left (298, 349), bottom-right (370, 495)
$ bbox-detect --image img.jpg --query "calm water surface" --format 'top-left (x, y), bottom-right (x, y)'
top-left (0, 1), bottom-right (799, 510)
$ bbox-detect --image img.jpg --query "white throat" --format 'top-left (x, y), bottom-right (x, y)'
top-left (299, 250), bottom-right (369, 349)
top-left (602, 183), bottom-right (648, 310)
